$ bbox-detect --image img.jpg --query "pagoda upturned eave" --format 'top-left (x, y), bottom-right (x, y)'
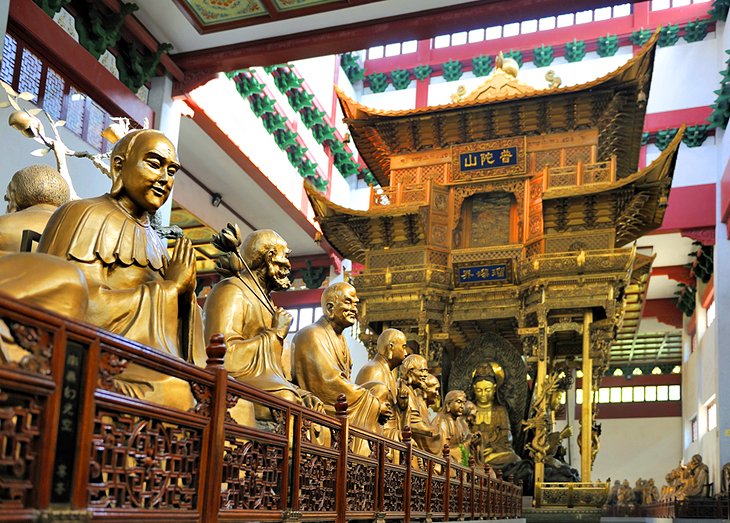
top-left (339, 31), bottom-right (659, 187)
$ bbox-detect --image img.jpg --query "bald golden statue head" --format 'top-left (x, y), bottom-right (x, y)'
top-left (5, 164), bottom-right (70, 213)
top-left (241, 229), bottom-right (292, 292)
top-left (376, 328), bottom-right (408, 368)
top-left (321, 282), bottom-right (359, 332)
top-left (110, 129), bottom-right (179, 215)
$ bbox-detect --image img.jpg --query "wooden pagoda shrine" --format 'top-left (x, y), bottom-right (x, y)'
top-left (308, 32), bottom-right (682, 489)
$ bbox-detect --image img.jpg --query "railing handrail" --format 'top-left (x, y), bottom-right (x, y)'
top-left (0, 292), bottom-right (523, 522)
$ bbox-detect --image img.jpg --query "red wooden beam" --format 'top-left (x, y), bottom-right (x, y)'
top-left (172, 0), bottom-right (640, 90)
top-left (644, 106), bottom-right (712, 133)
top-left (271, 288), bottom-right (323, 307)
top-left (643, 298), bottom-right (683, 328)
top-left (362, 2), bottom-right (710, 75)
top-left (8, 0), bottom-right (153, 125)
top-left (658, 184), bottom-right (715, 233)
top-left (651, 265), bottom-right (694, 286)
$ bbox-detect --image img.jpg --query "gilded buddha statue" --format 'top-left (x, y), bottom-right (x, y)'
top-left (36, 129), bottom-right (204, 408)
top-left (468, 362), bottom-right (521, 468)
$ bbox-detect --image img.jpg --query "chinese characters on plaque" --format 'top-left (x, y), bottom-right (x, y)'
top-left (451, 137), bottom-right (527, 182)
top-left (51, 340), bottom-right (86, 503)
top-left (457, 263), bottom-right (509, 284)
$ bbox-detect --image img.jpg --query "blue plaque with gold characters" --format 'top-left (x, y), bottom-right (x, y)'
top-left (456, 262), bottom-right (511, 285)
top-left (451, 136), bottom-right (526, 182)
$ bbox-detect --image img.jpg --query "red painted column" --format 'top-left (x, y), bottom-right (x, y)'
top-left (415, 39), bottom-right (431, 108)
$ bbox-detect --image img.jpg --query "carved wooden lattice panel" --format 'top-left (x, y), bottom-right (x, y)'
top-left (449, 479), bottom-right (460, 514)
top-left (534, 149), bottom-right (561, 172)
top-left (431, 477), bottom-right (445, 513)
top-left (584, 161), bottom-right (612, 184)
top-left (391, 167), bottom-right (418, 186)
top-left (382, 465), bottom-right (405, 512)
top-left (346, 459), bottom-right (377, 512)
top-left (220, 437), bottom-right (285, 510)
top-left (544, 230), bottom-right (613, 253)
top-left (528, 175), bottom-right (544, 242)
top-left (411, 472), bottom-right (428, 513)
top-left (298, 452), bottom-right (337, 512)
top-left (88, 411), bottom-right (201, 510)
top-left (548, 166), bottom-right (578, 188)
top-left (422, 164), bottom-right (448, 183)
top-left (0, 390), bottom-right (41, 510)
top-left (564, 145), bottom-right (592, 166)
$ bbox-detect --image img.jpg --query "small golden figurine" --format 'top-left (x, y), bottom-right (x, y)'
top-left (355, 328), bottom-right (408, 440)
top-left (291, 282), bottom-right (390, 451)
top-left (433, 390), bottom-right (472, 463)
top-left (468, 362), bottom-right (521, 468)
top-left (397, 354), bottom-right (442, 454)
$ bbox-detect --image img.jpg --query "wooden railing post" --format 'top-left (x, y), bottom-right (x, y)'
top-left (442, 444), bottom-right (450, 522)
top-left (517, 479), bottom-right (523, 517)
top-left (335, 393), bottom-right (349, 523)
top-left (484, 464), bottom-right (492, 518)
top-left (508, 475), bottom-right (515, 517)
top-left (201, 334), bottom-right (228, 523)
top-left (468, 453), bottom-right (476, 519)
top-left (496, 469), bottom-right (504, 519)
top-left (402, 425), bottom-right (413, 523)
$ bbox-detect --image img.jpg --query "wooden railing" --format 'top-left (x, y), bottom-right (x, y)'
top-left (0, 293), bottom-right (522, 522)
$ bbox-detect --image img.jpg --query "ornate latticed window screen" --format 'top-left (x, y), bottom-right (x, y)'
top-left (18, 48), bottom-right (43, 100)
top-left (1, 35), bottom-right (17, 86)
top-left (0, 32), bottom-right (116, 153)
top-left (42, 68), bottom-right (65, 120)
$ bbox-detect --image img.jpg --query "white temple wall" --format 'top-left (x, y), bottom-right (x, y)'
top-left (561, 416), bottom-right (682, 485)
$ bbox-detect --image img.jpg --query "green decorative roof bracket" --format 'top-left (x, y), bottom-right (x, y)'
top-left (658, 24), bottom-right (680, 47)
top-left (116, 40), bottom-right (173, 93)
top-left (533, 45), bottom-right (554, 67)
top-left (301, 261), bottom-right (328, 289)
top-left (708, 50), bottom-right (730, 129)
top-left (390, 69), bottom-right (412, 90)
top-left (654, 128), bottom-right (679, 151)
top-left (442, 60), bottom-right (463, 82)
top-left (341, 52), bottom-right (365, 83)
top-left (414, 65), bottom-right (433, 81)
top-left (366, 72), bottom-right (389, 93)
top-left (33, 0), bottom-right (70, 17)
top-left (471, 55), bottom-right (493, 77)
top-left (709, 0), bottom-right (730, 22)
top-left (597, 34), bottom-right (619, 57)
top-left (74, 0), bottom-right (139, 59)
top-left (683, 124), bottom-right (710, 147)
top-left (564, 39), bottom-right (587, 62)
top-left (630, 28), bottom-right (652, 46)
top-left (228, 71), bottom-right (328, 190)
top-left (684, 19), bottom-right (709, 42)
